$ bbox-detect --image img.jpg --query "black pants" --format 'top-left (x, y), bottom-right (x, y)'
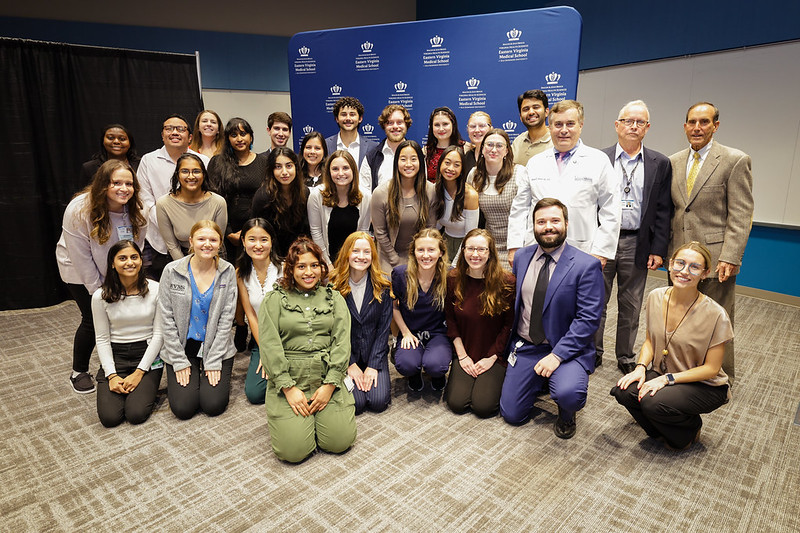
top-left (165, 340), bottom-right (234, 420)
top-left (96, 341), bottom-right (162, 427)
top-left (66, 283), bottom-right (94, 373)
top-left (611, 370), bottom-right (728, 448)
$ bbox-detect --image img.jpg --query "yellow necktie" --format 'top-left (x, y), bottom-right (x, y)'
top-left (687, 151), bottom-right (700, 196)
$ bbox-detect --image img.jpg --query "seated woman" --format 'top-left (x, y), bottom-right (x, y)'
top-left (370, 140), bottom-right (436, 273)
top-left (79, 124), bottom-right (140, 182)
top-left (258, 237), bottom-right (356, 463)
top-left (610, 241), bottom-right (732, 450)
top-left (159, 220), bottom-right (237, 420)
top-left (445, 229), bottom-right (515, 417)
top-left (463, 111), bottom-right (492, 174)
top-left (307, 150), bottom-right (371, 265)
top-left (299, 131), bottom-right (328, 189)
top-left (423, 106), bottom-right (464, 182)
top-left (331, 232), bottom-right (393, 414)
top-left (156, 153), bottom-right (227, 261)
top-left (236, 218), bottom-right (282, 404)
top-left (392, 228), bottom-right (450, 392)
top-left (431, 146), bottom-right (479, 260)
top-left (92, 240), bottom-right (163, 427)
top-left (56, 159), bottom-right (148, 393)
top-left (189, 109), bottom-right (224, 159)
top-left (250, 147), bottom-right (310, 258)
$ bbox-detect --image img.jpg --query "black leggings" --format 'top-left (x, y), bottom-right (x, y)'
top-left (66, 283), bottom-right (94, 373)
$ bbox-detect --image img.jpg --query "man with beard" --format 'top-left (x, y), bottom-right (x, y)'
top-left (511, 90), bottom-right (552, 166)
top-left (359, 104), bottom-right (411, 192)
top-left (500, 198), bottom-right (605, 439)
top-left (325, 96), bottom-right (376, 171)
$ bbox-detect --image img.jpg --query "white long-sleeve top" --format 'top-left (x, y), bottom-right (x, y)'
top-left (91, 279), bottom-right (163, 375)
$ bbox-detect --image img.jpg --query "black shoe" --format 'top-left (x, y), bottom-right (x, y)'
top-left (234, 324), bottom-right (248, 352)
top-left (554, 407), bottom-right (576, 439)
top-left (408, 373), bottom-right (424, 392)
top-left (431, 376), bottom-right (446, 391)
top-left (617, 361), bottom-right (637, 374)
top-left (69, 372), bottom-right (95, 394)
top-left (595, 353), bottom-right (603, 367)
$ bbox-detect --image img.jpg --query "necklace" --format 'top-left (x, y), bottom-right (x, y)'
top-left (661, 288), bottom-right (700, 373)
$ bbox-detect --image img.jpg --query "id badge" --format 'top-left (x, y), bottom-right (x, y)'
top-left (343, 375), bottom-right (355, 392)
top-left (508, 340), bottom-right (524, 367)
top-left (150, 356), bottom-right (164, 370)
top-left (621, 200), bottom-right (636, 211)
top-left (117, 225), bottom-right (133, 241)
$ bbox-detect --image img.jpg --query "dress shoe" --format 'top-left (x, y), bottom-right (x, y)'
top-left (554, 407), bottom-right (576, 439)
top-left (617, 361), bottom-right (637, 375)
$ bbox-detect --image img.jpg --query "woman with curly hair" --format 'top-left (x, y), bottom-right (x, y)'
top-left (56, 159), bottom-right (148, 393)
top-left (258, 237), bottom-right (356, 463)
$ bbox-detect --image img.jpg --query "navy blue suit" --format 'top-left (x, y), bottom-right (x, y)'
top-left (345, 279), bottom-right (392, 414)
top-left (500, 242), bottom-right (605, 425)
top-left (325, 134), bottom-right (377, 171)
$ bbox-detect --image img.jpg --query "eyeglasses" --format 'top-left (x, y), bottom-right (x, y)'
top-left (670, 258), bottom-right (705, 276)
top-left (179, 168), bottom-right (203, 177)
top-left (163, 125), bottom-right (188, 133)
top-left (464, 246), bottom-right (489, 254)
top-left (484, 142), bottom-right (506, 151)
top-left (618, 118), bottom-right (648, 127)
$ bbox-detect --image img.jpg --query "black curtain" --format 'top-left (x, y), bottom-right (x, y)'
top-left (0, 38), bottom-right (203, 310)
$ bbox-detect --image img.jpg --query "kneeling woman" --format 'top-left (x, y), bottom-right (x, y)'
top-left (610, 241), bottom-right (732, 450)
top-left (93, 241), bottom-right (163, 427)
top-left (159, 220), bottom-right (237, 419)
top-left (392, 229), bottom-right (451, 392)
top-left (331, 232), bottom-right (393, 414)
top-left (445, 229), bottom-right (515, 417)
top-left (258, 237), bottom-right (356, 463)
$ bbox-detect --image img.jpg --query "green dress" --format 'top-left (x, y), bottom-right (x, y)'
top-left (258, 283), bottom-right (356, 462)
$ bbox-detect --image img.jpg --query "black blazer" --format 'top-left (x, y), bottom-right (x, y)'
top-left (602, 145), bottom-right (673, 269)
top-left (345, 279), bottom-right (392, 369)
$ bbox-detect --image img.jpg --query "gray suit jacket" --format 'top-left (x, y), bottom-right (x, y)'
top-left (669, 140), bottom-right (753, 277)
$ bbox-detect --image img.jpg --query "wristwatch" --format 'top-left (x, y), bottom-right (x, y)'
top-left (665, 373), bottom-right (675, 386)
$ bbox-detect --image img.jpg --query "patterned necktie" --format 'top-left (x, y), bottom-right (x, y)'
top-left (528, 253), bottom-right (552, 345)
top-left (556, 152), bottom-right (567, 173)
top-left (687, 151), bottom-right (701, 196)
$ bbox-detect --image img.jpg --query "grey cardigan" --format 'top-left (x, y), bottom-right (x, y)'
top-left (158, 255), bottom-right (237, 371)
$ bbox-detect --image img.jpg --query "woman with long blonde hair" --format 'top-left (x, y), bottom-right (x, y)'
top-left (330, 232), bottom-right (393, 413)
top-left (392, 229), bottom-right (451, 392)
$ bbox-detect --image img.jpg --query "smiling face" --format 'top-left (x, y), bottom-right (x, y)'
top-left (669, 248), bottom-right (708, 288)
top-left (177, 158), bottom-right (204, 193)
top-left (520, 98), bottom-right (547, 130)
top-left (549, 108), bottom-right (583, 153)
top-left (684, 104), bottom-right (719, 151)
top-left (533, 205), bottom-right (568, 250)
top-left (303, 137), bottom-right (325, 169)
top-left (103, 127), bottom-right (131, 159)
top-left (336, 106), bottom-right (362, 133)
top-left (190, 227), bottom-right (221, 259)
top-left (397, 145), bottom-right (420, 180)
top-left (414, 236), bottom-right (442, 272)
top-left (268, 122), bottom-right (290, 148)
top-left (329, 156), bottom-right (354, 189)
top-left (439, 150), bottom-right (462, 182)
top-left (199, 112), bottom-right (219, 139)
top-left (162, 117), bottom-right (191, 151)
top-left (463, 235), bottom-right (490, 273)
top-left (432, 112), bottom-right (453, 146)
top-left (229, 126), bottom-right (252, 154)
top-left (384, 110), bottom-right (408, 144)
top-left (273, 155), bottom-right (296, 188)
top-left (481, 133), bottom-right (508, 165)
top-left (348, 238), bottom-right (372, 274)
top-left (105, 167), bottom-right (135, 211)
top-left (467, 115), bottom-right (490, 145)
top-left (243, 226), bottom-right (272, 262)
top-left (293, 251), bottom-right (322, 290)
top-left (113, 245), bottom-right (142, 282)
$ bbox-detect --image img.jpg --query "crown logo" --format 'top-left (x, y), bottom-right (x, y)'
top-left (361, 41), bottom-right (373, 53)
top-left (362, 124), bottom-right (374, 135)
top-left (507, 28), bottom-right (522, 41)
top-left (503, 120), bottom-right (517, 132)
top-left (430, 35), bottom-right (444, 47)
top-left (302, 125), bottom-right (313, 135)
top-left (394, 81), bottom-right (407, 93)
top-left (465, 77), bottom-right (480, 89)
top-left (298, 46), bottom-right (310, 57)
top-left (330, 84), bottom-right (342, 95)
top-left (545, 72), bottom-right (561, 84)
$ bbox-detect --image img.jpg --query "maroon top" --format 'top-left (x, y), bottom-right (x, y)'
top-left (426, 147), bottom-right (445, 183)
top-left (445, 271), bottom-right (515, 366)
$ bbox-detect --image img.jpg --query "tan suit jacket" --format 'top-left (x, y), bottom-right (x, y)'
top-left (669, 140), bottom-right (753, 277)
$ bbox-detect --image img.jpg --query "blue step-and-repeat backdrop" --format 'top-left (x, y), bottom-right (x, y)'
top-left (287, 7), bottom-right (582, 152)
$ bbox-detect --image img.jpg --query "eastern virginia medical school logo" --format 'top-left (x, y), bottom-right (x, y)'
top-left (546, 72), bottom-right (561, 85)
top-left (430, 35), bottom-right (444, 48)
top-left (298, 46), bottom-right (310, 57)
top-left (361, 41), bottom-right (373, 53)
top-left (394, 81), bottom-right (407, 93)
top-left (330, 85), bottom-right (342, 96)
top-left (507, 28), bottom-right (522, 41)
top-left (465, 77), bottom-right (480, 90)
top-left (362, 124), bottom-right (374, 135)
top-left (503, 121), bottom-right (517, 133)
top-left (302, 125), bottom-right (313, 135)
